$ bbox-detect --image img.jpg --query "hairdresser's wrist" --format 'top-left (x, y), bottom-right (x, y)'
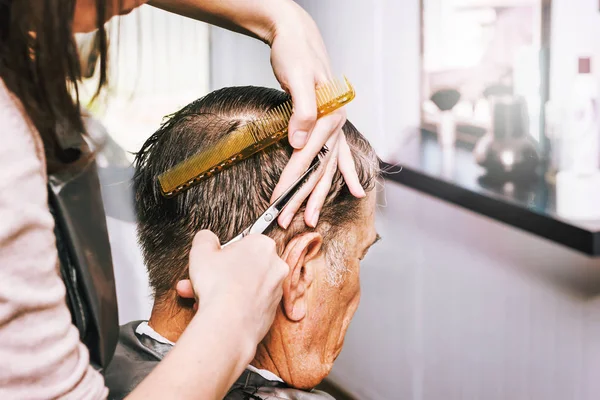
top-left (261, 0), bottom-right (313, 46)
top-left (194, 301), bottom-right (257, 364)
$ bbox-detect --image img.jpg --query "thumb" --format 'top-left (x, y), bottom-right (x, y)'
top-left (176, 279), bottom-right (195, 299)
top-left (176, 280), bottom-right (199, 312)
top-left (191, 230), bottom-right (222, 256)
top-left (287, 75), bottom-right (317, 150)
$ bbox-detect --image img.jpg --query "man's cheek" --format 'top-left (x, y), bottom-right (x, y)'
top-left (341, 278), bottom-right (361, 312)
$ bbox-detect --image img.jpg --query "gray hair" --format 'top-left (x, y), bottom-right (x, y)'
top-left (134, 86), bottom-right (380, 301)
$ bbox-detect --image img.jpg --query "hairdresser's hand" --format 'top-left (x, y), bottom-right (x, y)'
top-left (150, 0), bottom-right (364, 226)
top-left (177, 230), bottom-right (289, 348)
top-left (268, 2), bottom-right (365, 228)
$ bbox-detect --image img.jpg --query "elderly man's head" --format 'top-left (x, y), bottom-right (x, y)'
top-left (134, 86), bottom-right (380, 389)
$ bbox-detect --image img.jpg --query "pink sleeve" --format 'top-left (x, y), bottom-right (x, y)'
top-left (0, 81), bottom-right (108, 399)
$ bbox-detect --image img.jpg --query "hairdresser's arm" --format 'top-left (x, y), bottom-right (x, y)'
top-left (128, 308), bottom-right (250, 400)
top-left (148, 0), bottom-right (365, 227)
top-left (148, 0), bottom-right (278, 43)
top-left (128, 231), bottom-right (288, 400)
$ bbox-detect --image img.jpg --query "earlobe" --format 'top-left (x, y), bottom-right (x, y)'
top-left (281, 232), bottom-right (323, 322)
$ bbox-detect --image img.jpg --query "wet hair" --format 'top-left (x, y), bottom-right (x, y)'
top-left (134, 86), bottom-right (379, 302)
top-left (0, 0), bottom-right (110, 172)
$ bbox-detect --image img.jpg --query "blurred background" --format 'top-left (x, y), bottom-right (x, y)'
top-left (81, 1), bottom-right (600, 399)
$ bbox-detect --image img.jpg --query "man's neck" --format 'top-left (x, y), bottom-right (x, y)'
top-left (253, 325), bottom-right (329, 390)
top-left (147, 300), bottom-right (194, 343)
top-left (252, 328), bottom-right (293, 383)
top-left (252, 342), bottom-right (283, 377)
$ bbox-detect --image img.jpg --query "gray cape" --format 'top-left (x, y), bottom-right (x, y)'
top-left (105, 321), bottom-right (335, 400)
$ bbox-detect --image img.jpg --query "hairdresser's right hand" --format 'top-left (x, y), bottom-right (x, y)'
top-left (179, 230), bottom-right (289, 348)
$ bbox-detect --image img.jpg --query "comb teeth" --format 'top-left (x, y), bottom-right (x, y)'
top-left (317, 77), bottom-right (352, 108)
top-left (158, 76), bottom-right (355, 197)
top-left (246, 100), bottom-right (293, 142)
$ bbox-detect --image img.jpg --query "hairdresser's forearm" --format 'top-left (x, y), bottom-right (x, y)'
top-left (148, 0), bottom-right (303, 44)
top-left (126, 306), bottom-right (254, 400)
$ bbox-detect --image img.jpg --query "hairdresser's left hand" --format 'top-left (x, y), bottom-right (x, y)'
top-left (149, 0), bottom-right (364, 227)
top-left (268, 1), bottom-right (365, 228)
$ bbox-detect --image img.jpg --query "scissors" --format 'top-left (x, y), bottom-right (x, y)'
top-left (223, 148), bottom-right (326, 247)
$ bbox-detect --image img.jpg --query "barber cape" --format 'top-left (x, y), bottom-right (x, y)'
top-left (105, 321), bottom-right (335, 400)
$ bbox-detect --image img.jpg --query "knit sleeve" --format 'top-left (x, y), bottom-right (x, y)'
top-left (0, 79), bottom-right (108, 400)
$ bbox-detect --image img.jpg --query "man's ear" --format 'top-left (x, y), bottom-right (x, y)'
top-left (281, 232), bottom-right (323, 322)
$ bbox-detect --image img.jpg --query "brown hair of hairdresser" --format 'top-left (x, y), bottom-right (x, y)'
top-left (0, 0), bottom-right (110, 173)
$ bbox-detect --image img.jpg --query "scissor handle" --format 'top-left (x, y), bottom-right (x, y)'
top-left (222, 208), bottom-right (277, 247)
top-left (221, 152), bottom-right (323, 248)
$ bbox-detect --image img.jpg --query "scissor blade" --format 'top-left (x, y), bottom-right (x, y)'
top-left (243, 146), bottom-right (328, 237)
top-left (272, 162), bottom-right (320, 213)
top-left (245, 162), bottom-right (318, 236)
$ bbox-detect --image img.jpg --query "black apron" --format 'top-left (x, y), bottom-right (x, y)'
top-left (48, 154), bottom-right (119, 372)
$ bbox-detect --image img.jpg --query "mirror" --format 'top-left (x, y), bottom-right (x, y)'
top-left (420, 0), bottom-right (551, 152)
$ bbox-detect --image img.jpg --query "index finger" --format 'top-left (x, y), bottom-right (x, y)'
top-left (271, 111), bottom-right (344, 204)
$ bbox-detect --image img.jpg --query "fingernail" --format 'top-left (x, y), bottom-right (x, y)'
top-left (281, 213), bottom-right (294, 229)
top-left (309, 210), bottom-right (320, 228)
top-left (291, 130), bottom-right (308, 148)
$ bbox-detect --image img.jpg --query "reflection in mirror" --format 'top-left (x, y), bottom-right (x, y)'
top-left (421, 0), bottom-right (549, 150)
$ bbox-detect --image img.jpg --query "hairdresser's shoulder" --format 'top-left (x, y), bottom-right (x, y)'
top-left (0, 77), bottom-right (45, 162)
